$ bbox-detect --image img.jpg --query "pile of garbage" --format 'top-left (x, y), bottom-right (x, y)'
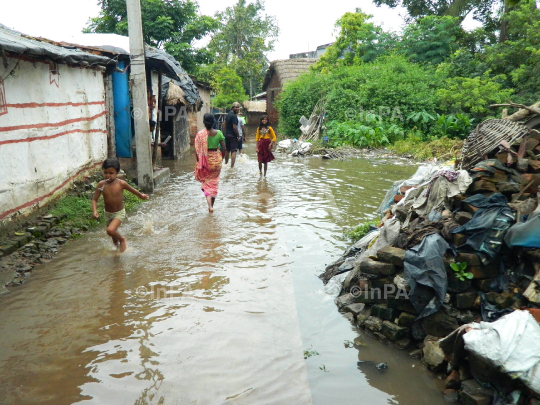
top-left (276, 139), bottom-right (312, 156)
top-left (321, 113), bottom-right (540, 403)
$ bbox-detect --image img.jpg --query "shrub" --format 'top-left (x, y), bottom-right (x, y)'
top-left (277, 54), bottom-right (445, 137)
top-left (388, 136), bottom-right (463, 160)
top-left (345, 219), bottom-right (380, 242)
top-left (326, 117), bottom-right (404, 148)
top-left (437, 74), bottom-right (513, 121)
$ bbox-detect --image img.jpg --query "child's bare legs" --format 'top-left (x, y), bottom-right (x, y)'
top-left (211, 197), bottom-right (216, 207)
top-left (224, 150), bottom-right (230, 165)
top-left (205, 195), bottom-right (214, 213)
top-left (263, 163), bottom-right (268, 176)
top-left (107, 218), bottom-right (127, 252)
top-left (230, 151), bottom-right (237, 168)
top-left (258, 162), bottom-right (262, 174)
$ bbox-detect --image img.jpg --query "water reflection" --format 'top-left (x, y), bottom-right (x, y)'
top-left (0, 145), bottom-right (447, 405)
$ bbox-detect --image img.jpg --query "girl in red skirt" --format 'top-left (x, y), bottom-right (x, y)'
top-left (255, 115), bottom-right (276, 176)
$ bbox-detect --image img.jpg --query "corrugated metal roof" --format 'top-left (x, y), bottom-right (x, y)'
top-left (0, 24), bottom-right (113, 66)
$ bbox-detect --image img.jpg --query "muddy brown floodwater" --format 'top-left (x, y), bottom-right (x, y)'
top-left (0, 141), bottom-right (447, 405)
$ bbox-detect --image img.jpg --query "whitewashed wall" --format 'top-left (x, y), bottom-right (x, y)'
top-left (0, 56), bottom-right (108, 222)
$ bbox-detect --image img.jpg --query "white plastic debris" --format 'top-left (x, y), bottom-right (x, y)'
top-left (464, 310), bottom-right (540, 394)
top-left (323, 272), bottom-right (349, 298)
top-left (277, 139), bottom-right (292, 149)
top-left (298, 141), bottom-right (312, 154)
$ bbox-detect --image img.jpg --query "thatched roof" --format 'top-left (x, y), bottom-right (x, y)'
top-left (243, 100), bottom-right (266, 113)
top-left (262, 58), bottom-right (317, 91)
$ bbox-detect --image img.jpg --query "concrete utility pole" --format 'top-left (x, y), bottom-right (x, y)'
top-left (126, 0), bottom-right (154, 193)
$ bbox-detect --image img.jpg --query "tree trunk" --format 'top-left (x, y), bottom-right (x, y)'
top-left (499, 0), bottom-right (508, 43)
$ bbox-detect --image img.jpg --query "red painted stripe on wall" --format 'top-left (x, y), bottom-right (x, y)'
top-left (0, 129), bottom-right (107, 147)
top-left (4, 101), bottom-right (105, 108)
top-left (0, 110), bottom-right (106, 132)
top-left (0, 161), bottom-right (103, 221)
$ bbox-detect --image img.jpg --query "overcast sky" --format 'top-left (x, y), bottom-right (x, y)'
top-left (2, 0), bottom-right (409, 61)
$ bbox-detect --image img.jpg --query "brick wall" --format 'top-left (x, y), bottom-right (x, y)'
top-left (266, 73), bottom-right (281, 130)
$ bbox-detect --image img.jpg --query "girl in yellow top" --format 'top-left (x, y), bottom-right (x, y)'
top-left (255, 115), bottom-right (276, 176)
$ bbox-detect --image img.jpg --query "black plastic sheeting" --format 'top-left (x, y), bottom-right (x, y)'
top-left (0, 24), bottom-right (200, 106)
top-left (505, 210), bottom-right (540, 249)
top-left (146, 47), bottom-right (200, 106)
top-left (404, 234), bottom-right (455, 319)
top-left (478, 292), bottom-right (513, 322)
top-left (452, 193), bottom-right (515, 264)
top-left (0, 24), bottom-right (113, 66)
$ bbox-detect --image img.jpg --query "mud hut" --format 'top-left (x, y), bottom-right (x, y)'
top-left (242, 100), bottom-right (267, 126)
top-left (262, 58), bottom-right (316, 128)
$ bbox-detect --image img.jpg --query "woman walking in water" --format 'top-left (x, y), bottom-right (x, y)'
top-left (255, 115), bottom-right (276, 176)
top-left (195, 113), bottom-right (226, 212)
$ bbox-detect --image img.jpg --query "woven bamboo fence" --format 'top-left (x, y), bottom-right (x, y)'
top-left (460, 119), bottom-right (530, 170)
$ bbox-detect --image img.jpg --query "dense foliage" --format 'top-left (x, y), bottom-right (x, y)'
top-left (85, 0), bottom-right (218, 73)
top-left (276, 3), bottom-right (539, 154)
top-left (87, 0), bottom-right (278, 104)
top-left (278, 55), bottom-right (444, 137)
top-left (208, 0), bottom-right (279, 97)
top-left (210, 67), bottom-right (249, 108)
top-left (312, 10), bottom-right (397, 72)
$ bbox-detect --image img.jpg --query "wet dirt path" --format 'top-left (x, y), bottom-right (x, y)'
top-left (0, 143), bottom-right (446, 404)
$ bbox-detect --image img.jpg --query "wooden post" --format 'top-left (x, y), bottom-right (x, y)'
top-left (152, 71), bottom-right (162, 166)
top-left (104, 73), bottom-right (116, 158)
top-left (126, 0), bottom-right (154, 192)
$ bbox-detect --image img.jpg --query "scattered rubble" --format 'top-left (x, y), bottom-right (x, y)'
top-left (322, 105), bottom-right (540, 402)
top-left (0, 172), bottom-right (102, 293)
top-left (0, 215), bottom-right (86, 292)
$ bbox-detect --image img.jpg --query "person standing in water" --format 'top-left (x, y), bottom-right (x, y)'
top-left (255, 115), bottom-right (276, 176)
top-left (195, 113), bottom-right (226, 213)
top-left (223, 102), bottom-right (240, 168)
top-left (237, 113), bottom-right (246, 155)
top-left (92, 158), bottom-right (149, 252)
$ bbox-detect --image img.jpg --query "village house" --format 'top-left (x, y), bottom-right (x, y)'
top-left (262, 58), bottom-right (317, 129)
top-left (0, 25), bottom-right (115, 224)
top-left (54, 34), bottom-right (202, 166)
top-left (242, 100), bottom-right (267, 127)
top-left (289, 42), bottom-right (333, 59)
top-left (0, 26), bottom-right (200, 225)
top-left (188, 77), bottom-right (212, 145)
top-left (251, 91), bottom-right (266, 101)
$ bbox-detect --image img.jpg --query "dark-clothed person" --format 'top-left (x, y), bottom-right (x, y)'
top-left (223, 102), bottom-right (241, 168)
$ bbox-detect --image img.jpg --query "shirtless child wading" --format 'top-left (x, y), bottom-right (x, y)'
top-left (92, 158), bottom-right (149, 252)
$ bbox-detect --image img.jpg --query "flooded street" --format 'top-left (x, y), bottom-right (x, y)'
top-left (0, 143), bottom-right (446, 404)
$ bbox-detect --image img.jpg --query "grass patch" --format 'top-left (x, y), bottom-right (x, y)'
top-left (388, 136), bottom-right (463, 160)
top-left (49, 181), bottom-right (145, 229)
top-left (345, 219), bottom-right (380, 243)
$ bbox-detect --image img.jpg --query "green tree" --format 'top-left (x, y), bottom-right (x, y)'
top-left (278, 54), bottom-right (445, 136)
top-left (441, 0), bottom-right (540, 104)
top-left (209, 0), bottom-right (279, 97)
top-left (482, 0), bottom-right (540, 103)
top-left (437, 73), bottom-right (514, 120)
top-left (312, 9), bottom-right (398, 72)
top-left (400, 16), bottom-right (464, 64)
top-left (373, 0), bottom-right (494, 22)
top-left (211, 67), bottom-right (248, 109)
top-left (85, 0), bottom-right (218, 73)
top-left (373, 0), bottom-right (531, 41)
